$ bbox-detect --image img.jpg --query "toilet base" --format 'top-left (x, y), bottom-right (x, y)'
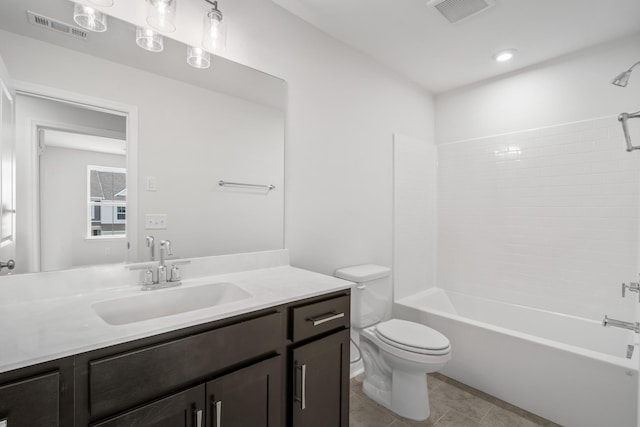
top-left (362, 370), bottom-right (431, 421)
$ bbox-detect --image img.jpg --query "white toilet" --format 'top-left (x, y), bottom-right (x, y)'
top-left (335, 264), bottom-right (451, 421)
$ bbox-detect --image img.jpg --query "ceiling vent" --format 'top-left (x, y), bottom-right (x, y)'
top-left (427, 0), bottom-right (495, 24)
top-left (27, 11), bottom-right (88, 40)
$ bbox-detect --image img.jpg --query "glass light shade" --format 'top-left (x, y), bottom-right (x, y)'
top-left (202, 9), bottom-right (226, 53)
top-left (187, 46), bottom-right (210, 69)
top-left (136, 27), bottom-right (164, 52)
top-left (73, 3), bottom-right (108, 32)
top-left (146, 0), bottom-right (177, 33)
top-left (88, 0), bottom-right (114, 6)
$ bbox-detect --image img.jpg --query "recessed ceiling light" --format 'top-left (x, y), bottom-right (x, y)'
top-left (493, 49), bottom-right (517, 63)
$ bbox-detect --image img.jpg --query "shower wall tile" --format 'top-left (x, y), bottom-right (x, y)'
top-left (437, 117), bottom-right (640, 319)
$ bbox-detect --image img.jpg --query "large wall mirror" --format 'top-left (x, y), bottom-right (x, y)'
top-left (0, 0), bottom-right (286, 274)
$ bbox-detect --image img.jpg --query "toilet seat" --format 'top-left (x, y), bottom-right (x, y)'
top-left (374, 319), bottom-right (450, 356)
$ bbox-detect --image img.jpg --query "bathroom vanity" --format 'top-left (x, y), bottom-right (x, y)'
top-left (0, 257), bottom-right (351, 427)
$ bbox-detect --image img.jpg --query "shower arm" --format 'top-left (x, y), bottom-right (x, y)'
top-left (618, 110), bottom-right (640, 152)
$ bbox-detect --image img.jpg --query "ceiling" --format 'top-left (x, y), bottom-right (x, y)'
top-left (271, 0), bottom-right (640, 93)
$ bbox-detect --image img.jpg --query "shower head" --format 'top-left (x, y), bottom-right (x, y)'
top-left (612, 60), bottom-right (640, 87)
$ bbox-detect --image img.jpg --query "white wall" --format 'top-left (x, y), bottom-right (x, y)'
top-left (40, 146), bottom-right (126, 271)
top-left (435, 34), bottom-right (640, 319)
top-left (393, 134), bottom-right (437, 300)
top-left (436, 34), bottom-right (640, 143)
top-left (220, 0), bottom-right (436, 274)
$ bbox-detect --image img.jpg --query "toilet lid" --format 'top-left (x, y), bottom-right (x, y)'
top-left (375, 319), bottom-right (450, 353)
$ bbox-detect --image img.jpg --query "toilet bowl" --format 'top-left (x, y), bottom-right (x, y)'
top-left (358, 319), bottom-right (450, 420)
top-left (334, 264), bottom-right (451, 421)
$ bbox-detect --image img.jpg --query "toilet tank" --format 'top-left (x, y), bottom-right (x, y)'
top-left (334, 264), bottom-right (391, 328)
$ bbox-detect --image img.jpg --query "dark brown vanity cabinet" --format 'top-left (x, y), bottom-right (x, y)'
top-left (206, 356), bottom-right (281, 427)
top-left (0, 357), bottom-right (74, 427)
top-left (90, 356), bottom-right (282, 427)
top-left (91, 384), bottom-right (205, 427)
top-left (0, 371), bottom-right (60, 427)
top-left (0, 289), bottom-right (350, 427)
top-left (288, 294), bottom-right (350, 427)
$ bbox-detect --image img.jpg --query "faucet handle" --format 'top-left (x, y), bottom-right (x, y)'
top-left (170, 264), bottom-right (181, 282)
top-left (142, 267), bottom-right (154, 285)
top-left (161, 240), bottom-right (173, 256)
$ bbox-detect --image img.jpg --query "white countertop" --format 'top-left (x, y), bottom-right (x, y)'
top-left (0, 265), bottom-right (352, 373)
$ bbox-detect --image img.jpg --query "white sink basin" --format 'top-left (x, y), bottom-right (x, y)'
top-left (93, 282), bottom-right (252, 325)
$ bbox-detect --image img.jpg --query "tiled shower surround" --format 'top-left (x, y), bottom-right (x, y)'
top-left (437, 117), bottom-right (640, 319)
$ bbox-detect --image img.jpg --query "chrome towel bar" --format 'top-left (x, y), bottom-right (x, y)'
top-left (218, 180), bottom-right (275, 190)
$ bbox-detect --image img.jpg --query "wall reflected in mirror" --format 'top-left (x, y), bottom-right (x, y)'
top-left (0, 0), bottom-right (286, 275)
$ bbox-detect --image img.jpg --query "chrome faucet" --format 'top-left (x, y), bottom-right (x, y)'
top-left (141, 239), bottom-right (182, 290)
top-left (158, 240), bottom-right (172, 283)
top-left (146, 235), bottom-right (155, 261)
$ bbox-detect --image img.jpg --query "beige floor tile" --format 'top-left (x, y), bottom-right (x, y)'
top-left (433, 411), bottom-right (481, 427)
top-left (480, 405), bottom-right (542, 427)
top-left (350, 391), bottom-right (397, 427)
top-left (350, 373), bottom-right (557, 427)
top-left (427, 373), bottom-right (446, 391)
top-left (430, 380), bottom-right (493, 421)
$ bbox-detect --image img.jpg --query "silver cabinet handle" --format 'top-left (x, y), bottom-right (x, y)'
top-left (308, 311), bottom-right (344, 326)
top-left (294, 363), bottom-right (307, 410)
top-left (0, 259), bottom-right (14, 271)
top-left (194, 409), bottom-right (203, 427)
top-left (214, 400), bottom-right (222, 427)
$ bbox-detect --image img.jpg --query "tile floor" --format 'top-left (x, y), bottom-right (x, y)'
top-left (350, 373), bottom-right (561, 427)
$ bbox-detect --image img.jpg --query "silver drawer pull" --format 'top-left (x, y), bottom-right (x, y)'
top-left (294, 363), bottom-right (307, 410)
top-left (308, 311), bottom-right (345, 326)
top-left (214, 400), bottom-right (222, 427)
top-left (194, 409), bottom-right (203, 427)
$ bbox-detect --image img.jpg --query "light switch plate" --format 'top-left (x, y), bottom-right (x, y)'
top-left (146, 176), bottom-right (157, 191)
top-left (145, 214), bottom-right (167, 229)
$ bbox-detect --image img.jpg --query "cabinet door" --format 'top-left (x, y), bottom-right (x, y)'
top-left (0, 371), bottom-right (59, 427)
top-left (290, 329), bottom-right (349, 427)
top-left (91, 384), bottom-right (205, 427)
top-left (206, 357), bottom-right (281, 427)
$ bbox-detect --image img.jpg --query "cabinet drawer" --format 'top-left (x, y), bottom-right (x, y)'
top-left (290, 295), bottom-right (350, 342)
top-left (89, 311), bottom-right (282, 419)
top-left (0, 371), bottom-right (59, 427)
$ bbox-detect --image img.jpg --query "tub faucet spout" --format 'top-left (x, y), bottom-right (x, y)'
top-left (602, 315), bottom-right (639, 333)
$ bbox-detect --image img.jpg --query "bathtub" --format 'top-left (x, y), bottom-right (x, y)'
top-left (394, 288), bottom-right (638, 427)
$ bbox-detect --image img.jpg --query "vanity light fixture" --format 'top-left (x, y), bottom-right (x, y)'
top-left (146, 0), bottom-right (177, 33)
top-left (136, 27), bottom-right (164, 52)
top-left (202, 0), bottom-right (226, 53)
top-left (187, 46), bottom-right (211, 69)
top-left (73, 3), bottom-right (108, 32)
top-left (493, 49), bottom-right (516, 63)
top-left (87, 0), bottom-right (114, 6)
